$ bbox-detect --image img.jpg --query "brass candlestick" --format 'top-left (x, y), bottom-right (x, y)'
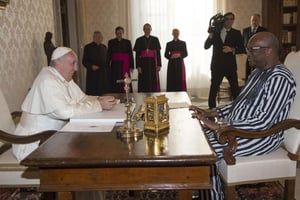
top-left (116, 73), bottom-right (143, 138)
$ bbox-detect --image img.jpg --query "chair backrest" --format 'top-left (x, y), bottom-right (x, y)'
top-left (0, 88), bottom-right (16, 147)
top-left (0, 88), bottom-right (16, 131)
top-left (283, 51), bottom-right (300, 155)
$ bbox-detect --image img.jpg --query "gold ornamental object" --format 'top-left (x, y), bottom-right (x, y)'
top-left (116, 73), bottom-right (143, 138)
top-left (144, 129), bottom-right (169, 156)
top-left (144, 95), bottom-right (169, 132)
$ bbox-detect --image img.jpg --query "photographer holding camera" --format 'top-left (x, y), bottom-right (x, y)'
top-left (205, 12), bottom-right (245, 109)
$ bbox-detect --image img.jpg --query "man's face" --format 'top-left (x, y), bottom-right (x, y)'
top-left (251, 15), bottom-right (260, 28)
top-left (223, 14), bottom-right (234, 29)
top-left (246, 37), bottom-right (268, 69)
top-left (93, 32), bottom-right (103, 44)
top-left (172, 29), bottom-right (179, 39)
top-left (115, 29), bottom-right (123, 40)
top-left (143, 24), bottom-right (152, 36)
top-left (56, 52), bottom-right (78, 82)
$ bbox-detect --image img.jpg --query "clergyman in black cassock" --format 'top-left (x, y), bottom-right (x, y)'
top-left (133, 23), bottom-right (162, 92)
top-left (82, 31), bottom-right (109, 95)
top-left (164, 28), bottom-right (188, 92)
top-left (107, 26), bottom-right (134, 93)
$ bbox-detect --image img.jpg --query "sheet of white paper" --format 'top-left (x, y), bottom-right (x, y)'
top-left (60, 121), bottom-right (115, 132)
top-left (71, 103), bottom-right (126, 123)
top-left (168, 102), bottom-right (191, 109)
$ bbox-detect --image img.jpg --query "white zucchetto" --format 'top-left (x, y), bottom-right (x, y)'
top-left (51, 47), bottom-right (72, 61)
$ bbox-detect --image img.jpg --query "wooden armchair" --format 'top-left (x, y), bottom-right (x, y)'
top-left (216, 120), bottom-right (300, 200)
top-left (0, 88), bottom-right (56, 187)
top-left (216, 51), bottom-right (300, 200)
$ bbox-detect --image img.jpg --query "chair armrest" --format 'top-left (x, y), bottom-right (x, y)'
top-left (0, 130), bottom-right (56, 145)
top-left (215, 119), bottom-right (300, 165)
top-left (0, 143), bottom-right (11, 155)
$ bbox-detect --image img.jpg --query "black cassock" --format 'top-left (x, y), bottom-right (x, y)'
top-left (82, 42), bottom-right (109, 96)
top-left (164, 39), bottom-right (188, 91)
top-left (133, 36), bottom-right (161, 92)
top-left (107, 38), bottom-right (134, 93)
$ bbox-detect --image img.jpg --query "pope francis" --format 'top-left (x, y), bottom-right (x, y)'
top-left (13, 47), bottom-right (116, 162)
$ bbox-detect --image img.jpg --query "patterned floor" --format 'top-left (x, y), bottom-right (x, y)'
top-left (0, 183), bottom-right (284, 200)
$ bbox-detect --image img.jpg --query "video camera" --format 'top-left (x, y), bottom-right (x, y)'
top-left (207, 13), bottom-right (225, 33)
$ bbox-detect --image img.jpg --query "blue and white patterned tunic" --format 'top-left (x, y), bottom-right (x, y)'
top-left (208, 64), bottom-right (296, 200)
top-left (211, 64), bottom-right (296, 158)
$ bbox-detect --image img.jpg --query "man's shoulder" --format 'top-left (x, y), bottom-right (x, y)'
top-left (39, 67), bottom-right (59, 79)
top-left (122, 38), bottom-right (132, 44)
top-left (178, 39), bottom-right (186, 44)
top-left (100, 43), bottom-right (107, 48)
top-left (108, 38), bottom-right (116, 43)
top-left (38, 67), bottom-right (52, 76)
top-left (150, 35), bottom-right (160, 40)
top-left (242, 26), bottom-right (251, 32)
top-left (84, 42), bottom-right (95, 48)
top-left (135, 36), bottom-right (144, 41)
top-left (31, 67), bottom-right (57, 88)
top-left (230, 28), bottom-right (242, 33)
top-left (257, 26), bottom-right (268, 32)
top-left (272, 65), bottom-right (296, 82)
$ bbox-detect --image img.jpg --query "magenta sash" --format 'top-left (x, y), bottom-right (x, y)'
top-left (112, 53), bottom-right (131, 93)
top-left (112, 53), bottom-right (130, 76)
top-left (172, 51), bottom-right (186, 91)
top-left (140, 49), bottom-right (160, 92)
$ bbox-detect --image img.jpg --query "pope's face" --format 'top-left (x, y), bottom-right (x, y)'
top-left (56, 52), bottom-right (78, 81)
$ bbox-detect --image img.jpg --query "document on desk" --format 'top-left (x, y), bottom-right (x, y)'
top-left (70, 103), bottom-right (126, 123)
top-left (60, 121), bottom-right (115, 132)
top-left (168, 102), bottom-right (191, 109)
top-left (59, 103), bottom-right (126, 132)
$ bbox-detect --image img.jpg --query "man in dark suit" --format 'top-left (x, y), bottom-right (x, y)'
top-left (205, 12), bottom-right (245, 109)
top-left (243, 14), bottom-right (268, 80)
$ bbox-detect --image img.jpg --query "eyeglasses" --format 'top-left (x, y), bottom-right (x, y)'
top-left (246, 46), bottom-right (269, 53)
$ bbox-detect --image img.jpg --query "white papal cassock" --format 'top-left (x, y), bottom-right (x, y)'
top-left (13, 67), bottom-right (102, 161)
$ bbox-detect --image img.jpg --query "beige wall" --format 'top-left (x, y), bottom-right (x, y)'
top-left (81, 0), bottom-right (129, 46)
top-left (0, 0), bottom-right (55, 112)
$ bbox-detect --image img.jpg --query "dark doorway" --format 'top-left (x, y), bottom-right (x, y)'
top-left (60, 0), bottom-right (70, 47)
